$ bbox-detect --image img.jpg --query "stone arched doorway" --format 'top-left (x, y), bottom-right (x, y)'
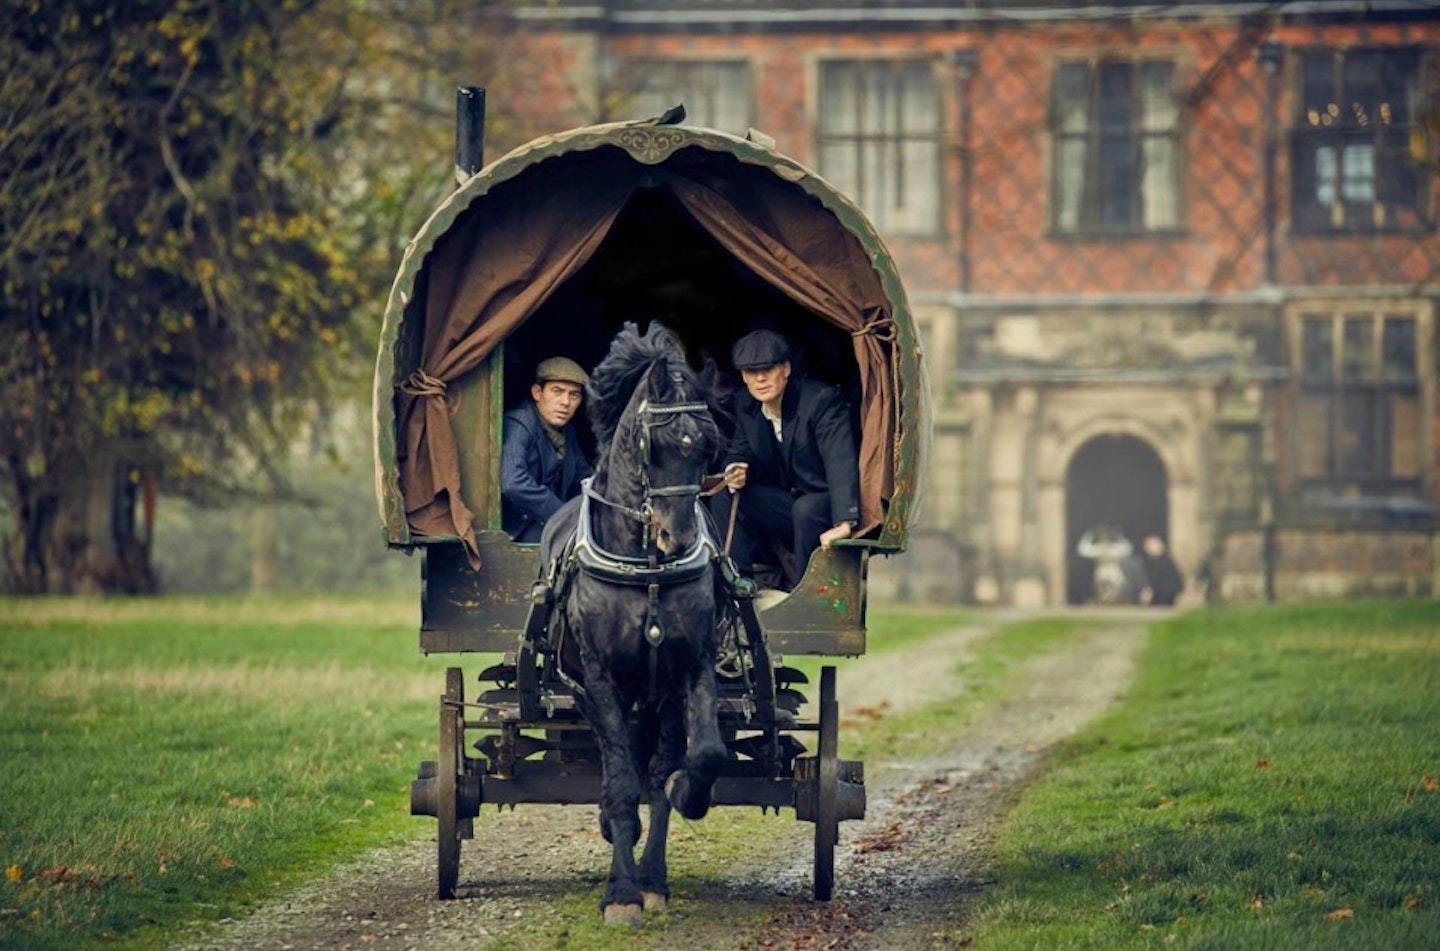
top-left (1065, 434), bottom-right (1168, 604)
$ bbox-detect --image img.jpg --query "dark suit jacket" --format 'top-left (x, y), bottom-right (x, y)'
top-left (501, 401), bottom-right (592, 542)
top-left (721, 377), bottom-right (860, 527)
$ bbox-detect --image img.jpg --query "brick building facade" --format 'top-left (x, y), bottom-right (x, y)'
top-left (503, 0), bottom-right (1440, 605)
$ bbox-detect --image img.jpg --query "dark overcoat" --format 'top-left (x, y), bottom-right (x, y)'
top-left (500, 400), bottom-right (592, 542)
top-left (721, 377), bottom-right (859, 527)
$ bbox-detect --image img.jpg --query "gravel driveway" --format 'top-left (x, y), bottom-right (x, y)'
top-left (173, 610), bottom-right (1149, 951)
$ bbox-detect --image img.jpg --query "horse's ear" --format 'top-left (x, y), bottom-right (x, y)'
top-left (646, 356), bottom-right (671, 395)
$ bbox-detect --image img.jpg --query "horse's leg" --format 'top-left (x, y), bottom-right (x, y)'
top-left (666, 659), bottom-right (727, 821)
top-left (637, 698), bottom-right (686, 912)
top-left (579, 673), bottom-right (646, 926)
top-left (597, 713), bottom-right (653, 846)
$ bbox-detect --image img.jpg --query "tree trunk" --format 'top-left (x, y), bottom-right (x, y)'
top-left (250, 500), bottom-right (280, 593)
top-left (4, 475), bottom-right (59, 594)
top-left (3, 456), bottom-right (156, 595)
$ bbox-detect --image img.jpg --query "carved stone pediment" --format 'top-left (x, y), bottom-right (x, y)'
top-left (1060, 333), bottom-right (1180, 369)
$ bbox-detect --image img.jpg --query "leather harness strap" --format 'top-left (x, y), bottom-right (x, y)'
top-left (539, 389), bottom-right (723, 702)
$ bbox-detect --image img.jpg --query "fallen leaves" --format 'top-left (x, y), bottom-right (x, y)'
top-left (840, 700), bottom-right (891, 729)
top-left (749, 902), bottom-right (873, 949)
top-left (855, 822), bottom-right (904, 854)
top-left (11, 864), bottom-right (111, 890)
top-left (1403, 775), bottom-right (1437, 802)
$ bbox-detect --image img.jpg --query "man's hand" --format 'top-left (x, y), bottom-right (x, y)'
top-left (819, 521), bottom-right (853, 549)
top-left (723, 461), bottom-right (748, 491)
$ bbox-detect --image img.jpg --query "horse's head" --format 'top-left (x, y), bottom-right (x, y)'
top-left (626, 356), bottom-right (719, 556)
top-left (588, 322), bottom-right (721, 557)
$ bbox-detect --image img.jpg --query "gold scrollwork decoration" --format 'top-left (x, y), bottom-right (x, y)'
top-left (615, 127), bottom-right (690, 164)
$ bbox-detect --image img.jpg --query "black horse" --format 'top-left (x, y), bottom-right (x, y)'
top-left (539, 323), bottom-right (728, 925)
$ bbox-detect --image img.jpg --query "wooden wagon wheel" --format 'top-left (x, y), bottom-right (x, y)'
top-left (813, 664), bottom-right (839, 901)
top-left (437, 666), bottom-right (465, 899)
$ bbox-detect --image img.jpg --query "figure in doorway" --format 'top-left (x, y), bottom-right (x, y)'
top-left (1077, 525), bottom-right (1144, 605)
top-left (1139, 535), bottom-right (1184, 606)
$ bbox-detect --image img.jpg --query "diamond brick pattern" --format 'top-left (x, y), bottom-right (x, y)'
top-left (966, 22), bottom-right (1279, 295)
top-left (580, 17), bottom-right (1440, 300)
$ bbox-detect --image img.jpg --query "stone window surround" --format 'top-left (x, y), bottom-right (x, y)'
top-left (1047, 54), bottom-right (1186, 237)
top-left (1283, 296), bottom-right (1434, 492)
top-left (622, 56), bottom-right (756, 135)
top-left (1288, 45), bottom-right (1431, 235)
top-left (810, 53), bottom-right (944, 237)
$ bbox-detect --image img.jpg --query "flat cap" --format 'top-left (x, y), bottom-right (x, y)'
top-left (731, 330), bottom-right (790, 370)
top-left (534, 356), bottom-right (589, 386)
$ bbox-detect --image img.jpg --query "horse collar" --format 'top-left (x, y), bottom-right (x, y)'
top-left (571, 484), bottom-right (717, 587)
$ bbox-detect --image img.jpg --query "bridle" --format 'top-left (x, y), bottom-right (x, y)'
top-left (583, 375), bottom-right (712, 554)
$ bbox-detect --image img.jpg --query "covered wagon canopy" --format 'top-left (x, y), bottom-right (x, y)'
top-left (374, 112), bottom-right (928, 566)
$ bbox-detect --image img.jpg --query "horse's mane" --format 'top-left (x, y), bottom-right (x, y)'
top-left (586, 322), bottom-right (696, 448)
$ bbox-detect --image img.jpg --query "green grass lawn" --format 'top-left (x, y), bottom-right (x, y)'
top-left (0, 597), bottom-right (972, 951)
top-left (0, 597), bottom-right (445, 951)
top-left (966, 601), bottom-right (1440, 951)
top-left (5, 598), bottom-right (1437, 951)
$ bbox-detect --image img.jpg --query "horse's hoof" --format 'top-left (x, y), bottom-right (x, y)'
top-left (642, 891), bottom-right (668, 913)
top-left (666, 769), bottom-right (711, 820)
top-left (604, 903), bottom-right (644, 927)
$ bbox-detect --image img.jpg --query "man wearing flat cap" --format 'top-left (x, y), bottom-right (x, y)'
top-left (501, 356), bottom-right (593, 542)
top-left (711, 329), bottom-right (860, 588)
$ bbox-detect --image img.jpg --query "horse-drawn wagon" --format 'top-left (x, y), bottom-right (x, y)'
top-left (372, 104), bottom-right (928, 914)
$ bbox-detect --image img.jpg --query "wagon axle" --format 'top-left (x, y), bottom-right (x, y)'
top-left (407, 750), bottom-right (866, 822)
top-left (410, 663), bottom-right (863, 900)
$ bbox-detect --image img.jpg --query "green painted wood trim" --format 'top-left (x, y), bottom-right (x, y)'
top-left (486, 343), bottom-right (505, 529)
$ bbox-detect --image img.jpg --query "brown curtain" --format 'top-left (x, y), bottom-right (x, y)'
top-left (396, 166), bottom-right (640, 565)
top-left (396, 152), bottom-right (898, 564)
top-left (665, 170), bottom-right (895, 531)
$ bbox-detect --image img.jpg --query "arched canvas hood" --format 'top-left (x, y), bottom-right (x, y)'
top-left (374, 113), bottom-right (928, 565)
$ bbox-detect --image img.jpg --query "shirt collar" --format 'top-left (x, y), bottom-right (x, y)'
top-left (760, 402), bottom-right (782, 441)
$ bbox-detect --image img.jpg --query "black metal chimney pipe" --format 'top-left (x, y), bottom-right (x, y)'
top-left (455, 86), bottom-right (486, 187)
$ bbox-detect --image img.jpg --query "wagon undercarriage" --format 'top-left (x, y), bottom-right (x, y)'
top-left (410, 581), bottom-right (867, 902)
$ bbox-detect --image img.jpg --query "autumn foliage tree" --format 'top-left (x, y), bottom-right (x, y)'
top-left (0, 0), bottom-right (517, 593)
